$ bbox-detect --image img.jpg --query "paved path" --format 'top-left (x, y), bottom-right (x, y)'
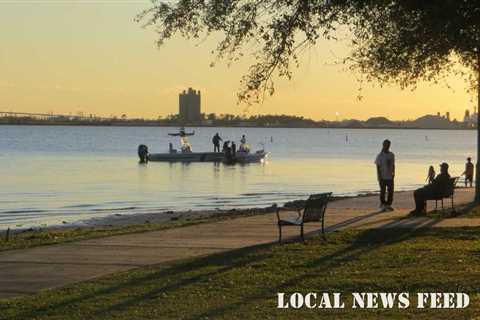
top-left (1, 189), bottom-right (479, 299)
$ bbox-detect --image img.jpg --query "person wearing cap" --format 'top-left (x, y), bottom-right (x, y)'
top-left (462, 157), bottom-right (474, 188)
top-left (410, 162), bottom-right (451, 214)
top-left (375, 139), bottom-right (395, 211)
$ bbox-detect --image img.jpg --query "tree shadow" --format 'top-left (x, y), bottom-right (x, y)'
top-left (4, 243), bottom-right (274, 320)
top-left (187, 218), bottom-right (442, 319)
top-left (5, 211), bottom-right (454, 320)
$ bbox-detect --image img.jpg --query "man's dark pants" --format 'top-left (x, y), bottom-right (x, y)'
top-left (466, 175), bottom-right (473, 187)
top-left (379, 179), bottom-right (394, 206)
top-left (214, 143), bottom-right (220, 152)
top-left (413, 186), bottom-right (434, 212)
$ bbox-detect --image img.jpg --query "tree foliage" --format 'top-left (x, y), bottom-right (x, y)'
top-left (137, 0), bottom-right (480, 103)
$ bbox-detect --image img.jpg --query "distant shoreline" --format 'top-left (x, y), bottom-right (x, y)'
top-left (0, 123), bottom-right (476, 130)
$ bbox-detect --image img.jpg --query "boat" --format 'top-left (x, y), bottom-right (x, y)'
top-left (139, 131), bottom-right (268, 163)
top-left (147, 149), bottom-right (267, 163)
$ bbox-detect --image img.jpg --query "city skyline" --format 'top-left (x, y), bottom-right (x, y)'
top-left (0, 1), bottom-right (476, 121)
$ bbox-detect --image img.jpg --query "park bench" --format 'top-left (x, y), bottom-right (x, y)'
top-left (427, 177), bottom-right (459, 211)
top-left (276, 192), bottom-right (332, 243)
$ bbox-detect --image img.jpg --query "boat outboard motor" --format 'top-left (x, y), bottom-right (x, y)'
top-left (138, 144), bottom-right (149, 163)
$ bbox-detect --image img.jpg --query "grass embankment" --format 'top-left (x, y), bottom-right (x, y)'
top-left (0, 221), bottom-right (198, 252)
top-left (0, 208), bottom-right (273, 252)
top-left (1, 227), bottom-right (479, 319)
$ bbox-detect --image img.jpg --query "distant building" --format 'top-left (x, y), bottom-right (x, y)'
top-left (464, 109), bottom-right (471, 122)
top-left (179, 88), bottom-right (201, 122)
top-left (463, 107), bottom-right (477, 127)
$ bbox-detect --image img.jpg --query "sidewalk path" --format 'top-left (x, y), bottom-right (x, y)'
top-left (1, 188), bottom-right (479, 299)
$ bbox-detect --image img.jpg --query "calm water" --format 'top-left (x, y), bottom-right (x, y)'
top-left (0, 125), bottom-right (476, 228)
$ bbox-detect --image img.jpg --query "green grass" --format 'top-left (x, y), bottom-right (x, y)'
top-left (1, 227), bottom-right (479, 319)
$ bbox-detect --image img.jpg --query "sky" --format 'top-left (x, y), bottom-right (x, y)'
top-left (0, 0), bottom-right (476, 121)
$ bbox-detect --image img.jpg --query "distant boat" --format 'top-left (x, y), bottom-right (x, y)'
top-left (168, 127), bottom-right (195, 137)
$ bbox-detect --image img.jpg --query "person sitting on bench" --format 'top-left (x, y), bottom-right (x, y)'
top-left (410, 162), bottom-right (451, 215)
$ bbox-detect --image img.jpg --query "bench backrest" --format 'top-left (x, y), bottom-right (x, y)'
top-left (446, 177), bottom-right (459, 195)
top-left (302, 192), bottom-right (332, 223)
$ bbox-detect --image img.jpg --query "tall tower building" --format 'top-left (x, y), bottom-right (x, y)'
top-left (464, 109), bottom-right (471, 123)
top-left (178, 88), bottom-right (201, 122)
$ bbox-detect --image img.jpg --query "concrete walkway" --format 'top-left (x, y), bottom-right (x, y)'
top-left (1, 188), bottom-right (479, 299)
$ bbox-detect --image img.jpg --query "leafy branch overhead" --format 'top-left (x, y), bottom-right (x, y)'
top-left (137, 0), bottom-right (480, 103)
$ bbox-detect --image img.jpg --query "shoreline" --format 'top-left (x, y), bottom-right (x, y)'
top-left (3, 186), bottom-right (472, 234)
top-left (1, 188), bottom-right (475, 253)
top-left (1, 190), bottom-right (392, 235)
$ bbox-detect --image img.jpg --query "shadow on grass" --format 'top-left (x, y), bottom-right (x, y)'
top-left (2, 241), bottom-right (277, 320)
top-left (186, 218), bottom-right (442, 320)
top-left (4, 212), bottom-right (454, 320)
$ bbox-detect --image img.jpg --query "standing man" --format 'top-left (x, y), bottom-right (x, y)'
top-left (463, 157), bottom-right (474, 188)
top-left (375, 139), bottom-right (395, 211)
top-left (212, 133), bottom-right (222, 152)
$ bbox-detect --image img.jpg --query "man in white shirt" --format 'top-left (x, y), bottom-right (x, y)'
top-left (375, 139), bottom-right (395, 211)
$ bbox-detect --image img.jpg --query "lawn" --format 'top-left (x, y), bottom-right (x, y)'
top-left (1, 227), bottom-right (479, 319)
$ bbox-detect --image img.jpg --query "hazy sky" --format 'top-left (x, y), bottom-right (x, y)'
top-left (0, 0), bottom-right (476, 120)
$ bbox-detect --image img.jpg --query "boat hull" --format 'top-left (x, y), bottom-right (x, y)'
top-left (148, 152), bottom-right (223, 162)
top-left (147, 151), bottom-right (267, 163)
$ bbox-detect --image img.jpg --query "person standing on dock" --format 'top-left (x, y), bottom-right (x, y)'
top-left (212, 133), bottom-right (222, 152)
top-left (375, 139), bottom-right (395, 212)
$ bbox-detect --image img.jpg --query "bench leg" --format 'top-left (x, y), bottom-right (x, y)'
top-left (441, 199), bottom-right (444, 210)
top-left (435, 200), bottom-right (438, 211)
top-left (278, 224), bottom-right (282, 244)
top-left (321, 218), bottom-right (327, 241)
top-left (300, 224), bottom-right (305, 243)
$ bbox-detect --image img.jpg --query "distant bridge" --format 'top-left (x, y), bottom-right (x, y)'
top-left (0, 111), bottom-right (113, 121)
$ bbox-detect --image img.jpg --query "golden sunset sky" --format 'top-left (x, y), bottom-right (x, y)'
top-left (0, 0), bottom-right (476, 120)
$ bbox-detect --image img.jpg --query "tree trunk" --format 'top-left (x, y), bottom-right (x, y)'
top-left (476, 53), bottom-right (480, 202)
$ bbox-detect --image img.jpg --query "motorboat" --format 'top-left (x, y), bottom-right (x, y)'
top-left (146, 147), bottom-right (268, 163)
top-left (138, 131), bottom-right (268, 163)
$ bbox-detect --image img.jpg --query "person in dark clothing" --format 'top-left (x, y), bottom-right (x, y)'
top-left (462, 157), bottom-right (474, 187)
top-left (375, 139), bottom-right (395, 211)
top-left (138, 144), bottom-right (149, 163)
top-left (410, 162), bottom-right (451, 214)
top-left (222, 141), bottom-right (230, 152)
top-left (212, 133), bottom-right (223, 152)
top-left (231, 141), bottom-right (236, 158)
